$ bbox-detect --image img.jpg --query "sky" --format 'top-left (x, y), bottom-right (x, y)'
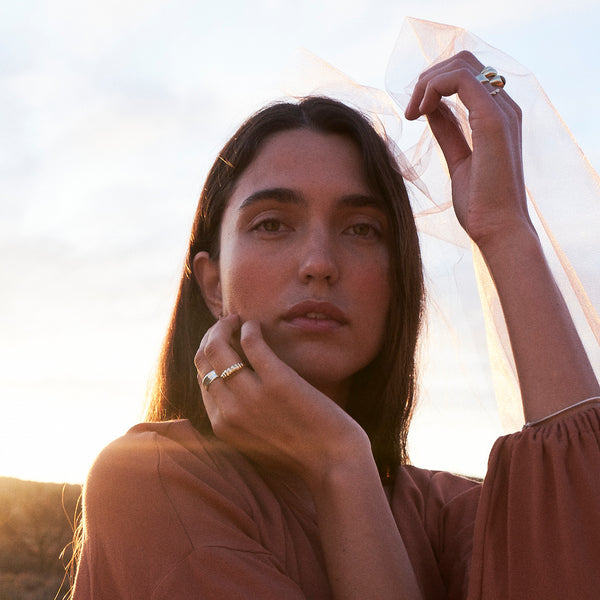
top-left (2, 0), bottom-right (599, 484)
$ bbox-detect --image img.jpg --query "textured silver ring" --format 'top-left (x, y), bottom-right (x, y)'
top-left (220, 362), bottom-right (245, 381)
top-left (477, 66), bottom-right (506, 95)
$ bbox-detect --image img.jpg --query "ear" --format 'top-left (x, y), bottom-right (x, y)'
top-left (192, 251), bottom-right (223, 318)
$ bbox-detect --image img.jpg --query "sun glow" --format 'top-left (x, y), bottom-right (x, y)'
top-left (2, 1), bottom-right (599, 484)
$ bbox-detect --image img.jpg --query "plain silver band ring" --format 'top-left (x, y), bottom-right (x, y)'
top-left (220, 362), bottom-right (245, 381)
top-left (201, 370), bottom-right (219, 391)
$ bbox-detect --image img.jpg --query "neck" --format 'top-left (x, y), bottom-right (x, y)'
top-left (312, 379), bottom-right (351, 409)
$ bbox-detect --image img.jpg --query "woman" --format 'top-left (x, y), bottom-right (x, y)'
top-left (71, 52), bottom-right (600, 599)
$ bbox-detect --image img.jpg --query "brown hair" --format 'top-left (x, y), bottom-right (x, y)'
top-left (145, 97), bottom-right (424, 478)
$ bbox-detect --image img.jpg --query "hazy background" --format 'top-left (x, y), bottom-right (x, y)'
top-left (2, 0), bottom-right (599, 483)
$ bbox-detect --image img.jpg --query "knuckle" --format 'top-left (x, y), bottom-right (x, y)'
top-left (456, 66), bottom-right (473, 81)
top-left (512, 103), bottom-right (523, 121)
top-left (194, 349), bottom-right (206, 371)
top-left (455, 50), bottom-right (479, 67)
top-left (240, 326), bottom-right (258, 349)
top-left (455, 50), bottom-right (472, 60)
top-left (210, 415), bottom-right (228, 438)
top-left (454, 57), bottom-right (471, 72)
top-left (218, 403), bottom-right (244, 432)
top-left (203, 337), bottom-right (220, 361)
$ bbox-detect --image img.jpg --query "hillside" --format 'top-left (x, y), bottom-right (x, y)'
top-left (0, 477), bottom-right (82, 600)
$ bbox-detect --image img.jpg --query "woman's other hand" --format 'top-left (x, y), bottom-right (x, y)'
top-left (194, 315), bottom-right (369, 488)
top-left (195, 314), bottom-right (423, 600)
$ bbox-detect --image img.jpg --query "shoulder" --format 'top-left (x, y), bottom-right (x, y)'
top-left (390, 465), bottom-right (481, 597)
top-left (79, 421), bottom-right (276, 593)
top-left (77, 421), bottom-right (325, 597)
top-left (82, 419), bottom-right (281, 542)
top-left (83, 420), bottom-right (193, 505)
top-left (84, 419), bottom-right (261, 511)
top-left (393, 464), bottom-right (481, 512)
top-left (390, 465), bottom-right (481, 553)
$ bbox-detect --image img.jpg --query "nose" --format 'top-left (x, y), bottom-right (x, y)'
top-left (298, 228), bottom-right (339, 284)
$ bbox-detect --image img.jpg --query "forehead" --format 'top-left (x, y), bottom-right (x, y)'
top-left (229, 128), bottom-right (373, 202)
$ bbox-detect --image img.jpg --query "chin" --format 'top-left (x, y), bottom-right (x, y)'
top-left (280, 351), bottom-right (359, 393)
top-left (259, 327), bottom-right (374, 390)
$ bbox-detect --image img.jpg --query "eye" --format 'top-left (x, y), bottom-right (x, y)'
top-left (251, 218), bottom-right (290, 235)
top-left (345, 222), bottom-right (382, 239)
top-left (257, 219), bottom-right (280, 232)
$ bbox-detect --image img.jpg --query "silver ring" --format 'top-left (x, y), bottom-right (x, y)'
top-left (477, 66), bottom-right (506, 95)
top-left (476, 66), bottom-right (497, 82)
top-left (201, 370), bottom-right (219, 391)
top-left (220, 362), bottom-right (245, 381)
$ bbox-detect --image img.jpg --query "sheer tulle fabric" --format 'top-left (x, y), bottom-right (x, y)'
top-left (284, 18), bottom-right (600, 433)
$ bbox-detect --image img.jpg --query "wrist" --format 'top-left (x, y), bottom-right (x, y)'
top-left (304, 428), bottom-right (376, 498)
top-left (475, 220), bottom-right (541, 268)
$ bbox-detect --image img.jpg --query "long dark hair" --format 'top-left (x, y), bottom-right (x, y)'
top-left (145, 97), bottom-right (424, 478)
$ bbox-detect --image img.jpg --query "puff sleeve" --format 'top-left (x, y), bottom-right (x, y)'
top-left (467, 406), bottom-right (600, 599)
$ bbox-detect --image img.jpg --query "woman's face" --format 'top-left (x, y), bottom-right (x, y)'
top-left (199, 128), bottom-right (391, 405)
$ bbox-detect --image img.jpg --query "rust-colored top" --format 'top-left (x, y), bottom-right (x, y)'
top-left (73, 407), bottom-right (600, 599)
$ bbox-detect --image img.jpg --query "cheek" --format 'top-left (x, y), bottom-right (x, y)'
top-left (366, 264), bottom-right (392, 343)
top-left (218, 234), bottom-right (254, 313)
top-left (362, 255), bottom-right (391, 307)
top-left (219, 254), bottom-right (277, 317)
top-left (221, 266), bottom-right (251, 313)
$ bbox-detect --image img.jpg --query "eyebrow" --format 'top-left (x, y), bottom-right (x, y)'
top-left (238, 187), bottom-right (383, 212)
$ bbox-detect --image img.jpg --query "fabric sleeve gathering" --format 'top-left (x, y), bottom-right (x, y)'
top-left (466, 405), bottom-right (600, 599)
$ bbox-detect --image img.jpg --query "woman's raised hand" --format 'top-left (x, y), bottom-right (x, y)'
top-left (194, 315), bottom-right (369, 486)
top-left (405, 51), bottom-right (532, 249)
top-left (407, 52), bottom-right (600, 423)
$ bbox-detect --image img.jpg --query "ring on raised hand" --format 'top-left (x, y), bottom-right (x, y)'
top-left (476, 66), bottom-right (498, 82)
top-left (477, 66), bottom-right (506, 95)
top-left (220, 362), bottom-right (246, 381)
top-left (201, 370), bottom-right (219, 391)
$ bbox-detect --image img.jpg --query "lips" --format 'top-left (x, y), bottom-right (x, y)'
top-left (282, 300), bottom-right (349, 326)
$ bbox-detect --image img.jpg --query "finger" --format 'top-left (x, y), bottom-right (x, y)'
top-left (418, 67), bottom-right (501, 118)
top-left (195, 315), bottom-right (251, 391)
top-left (432, 50), bottom-right (485, 73)
top-left (192, 345), bottom-right (221, 426)
top-left (202, 315), bottom-right (245, 373)
top-left (198, 314), bottom-right (240, 355)
top-left (194, 317), bottom-right (258, 435)
top-left (200, 377), bottom-right (219, 422)
top-left (493, 91), bottom-right (523, 142)
top-left (406, 51), bottom-right (484, 119)
top-left (239, 320), bottom-right (296, 385)
top-left (425, 103), bottom-right (472, 176)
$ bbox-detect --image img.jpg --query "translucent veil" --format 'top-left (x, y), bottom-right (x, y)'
top-left (284, 18), bottom-right (600, 436)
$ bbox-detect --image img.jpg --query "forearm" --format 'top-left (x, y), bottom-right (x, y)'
top-left (478, 223), bottom-right (600, 423)
top-left (307, 434), bottom-right (423, 600)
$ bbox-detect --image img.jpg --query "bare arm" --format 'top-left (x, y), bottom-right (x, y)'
top-left (305, 433), bottom-right (422, 600)
top-left (477, 226), bottom-right (599, 422)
